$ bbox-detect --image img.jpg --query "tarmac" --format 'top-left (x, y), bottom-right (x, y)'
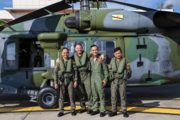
top-left (0, 83), bottom-right (180, 120)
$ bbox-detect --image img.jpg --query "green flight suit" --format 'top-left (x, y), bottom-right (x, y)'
top-left (71, 51), bottom-right (93, 110)
top-left (90, 55), bottom-right (108, 113)
top-left (109, 57), bottom-right (127, 112)
top-left (54, 58), bottom-right (78, 113)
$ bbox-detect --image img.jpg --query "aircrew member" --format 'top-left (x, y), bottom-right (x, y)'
top-left (108, 47), bottom-right (129, 117)
top-left (54, 48), bottom-right (78, 117)
top-left (90, 45), bottom-right (108, 117)
top-left (56, 43), bottom-right (105, 114)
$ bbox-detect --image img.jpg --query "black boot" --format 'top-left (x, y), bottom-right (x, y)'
top-left (71, 111), bottom-right (77, 116)
top-left (108, 111), bottom-right (117, 117)
top-left (100, 112), bottom-right (106, 117)
top-left (90, 111), bottom-right (99, 116)
top-left (122, 112), bottom-right (129, 117)
top-left (79, 109), bottom-right (86, 113)
top-left (57, 112), bottom-right (64, 117)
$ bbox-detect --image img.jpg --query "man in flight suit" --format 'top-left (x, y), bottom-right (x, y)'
top-left (108, 47), bottom-right (129, 117)
top-left (90, 45), bottom-right (108, 117)
top-left (56, 43), bottom-right (105, 114)
top-left (54, 48), bottom-right (78, 117)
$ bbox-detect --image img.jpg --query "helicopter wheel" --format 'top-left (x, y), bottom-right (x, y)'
top-left (37, 87), bottom-right (58, 109)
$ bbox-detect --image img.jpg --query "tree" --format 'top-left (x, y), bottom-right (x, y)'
top-left (157, 3), bottom-right (173, 9)
top-left (157, 3), bottom-right (164, 9)
top-left (0, 20), bottom-right (5, 25)
top-left (166, 4), bottom-right (173, 9)
top-left (89, 1), bottom-right (107, 8)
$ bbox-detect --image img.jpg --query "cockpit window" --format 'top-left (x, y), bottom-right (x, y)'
top-left (6, 42), bottom-right (16, 67)
top-left (63, 41), bottom-right (86, 57)
top-left (94, 41), bottom-right (115, 64)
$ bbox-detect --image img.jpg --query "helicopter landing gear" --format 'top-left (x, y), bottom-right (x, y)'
top-left (37, 87), bottom-right (58, 109)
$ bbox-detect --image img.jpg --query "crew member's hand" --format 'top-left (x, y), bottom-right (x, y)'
top-left (102, 80), bottom-right (107, 87)
top-left (54, 84), bottom-right (58, 89)
top-left (56, 58), bottom-right (60, 64)
top-left (101, 54), bottom-right (105, 61)
top-left (74, 81), bottom-right (77, 88)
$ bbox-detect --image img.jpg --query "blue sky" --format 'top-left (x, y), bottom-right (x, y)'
top-left (0, 0), bottom-right (12, 9)
top-left (0, 0), bottom-right (180, 13)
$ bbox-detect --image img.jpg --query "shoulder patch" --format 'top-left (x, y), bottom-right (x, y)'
top-left (73, 61), bottom-right (76, 65)
top-left (55, 65), bottom-right (58, 68)
top-left (109, 65), bottom-right (112, 69)
top-left (127, 63), bottom-right (130, 67)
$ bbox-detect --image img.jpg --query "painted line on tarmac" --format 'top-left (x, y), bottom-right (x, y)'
top-left (127, 98), bottom-right (180, 100)
top-left (0, 106), bottom-right (180, 115)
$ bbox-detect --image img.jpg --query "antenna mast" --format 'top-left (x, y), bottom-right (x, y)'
top-left (81, 0), bottom-right (90, 10)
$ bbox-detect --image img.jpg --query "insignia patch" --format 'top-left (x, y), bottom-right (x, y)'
top-left (97, 59), bottom-right (101, 62)
top-left (109, 65), bottom-right (112, 69)
top-left (55, 65), bottom-right (57, 68)
top-left (104, 63), bottom-right (107, 67)
top-left (127, 63), bottom-right (130, 67)
top-left (112, 14), bottom-right (123, 20)
top-left (73, 61), bottom-right (76, 64)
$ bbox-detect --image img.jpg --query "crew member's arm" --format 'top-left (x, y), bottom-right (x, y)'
top-left (102, 62), bottom-right (108, 87)
top-left (73, 61), bottom-right (78, 88)
top-left (54, 63), bottom-right (59, 89)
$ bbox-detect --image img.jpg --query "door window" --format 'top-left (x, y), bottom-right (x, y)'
top-left (94, 41), bottom-right (115, 64)
top-left (6, 42), bottom-right (16, 67)
top-left (63, 41), bottom-right (86, 57)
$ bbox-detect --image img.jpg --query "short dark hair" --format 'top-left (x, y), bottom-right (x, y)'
top-left (75, 43), bottom-right (83, 48)
top-left (91, 45), bottom-right (98, 49)
top-left (114, 47), bottom-right (122, 53)
top-left (62, 48), bottom-right (69, 52)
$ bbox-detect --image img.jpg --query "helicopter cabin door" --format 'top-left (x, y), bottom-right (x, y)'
top-left (4, 38), bottom-right (19, 71)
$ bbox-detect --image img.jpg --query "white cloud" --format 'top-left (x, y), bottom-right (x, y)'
top-left (164, 0), bottom-right (180, 7)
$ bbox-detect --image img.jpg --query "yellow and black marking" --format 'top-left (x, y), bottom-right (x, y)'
top-left (1, 106), bottom-right (180, 115)
top-left (112, 14), bottom-right (123, 20)
top-left (73, 61), bottom-right (76, 65)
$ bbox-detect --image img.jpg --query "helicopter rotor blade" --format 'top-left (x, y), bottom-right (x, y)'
top-left (0, 0), bottom-right (71, 31)
top-left (107, 0), bottom-right (158, 11)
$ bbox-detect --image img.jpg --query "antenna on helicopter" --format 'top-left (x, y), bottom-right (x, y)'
top-left (72, 0), bottom-right (74, 13)
top-left (81, 0), bottom-right (90, 10)
top-left (80, 0), bottom-right (82, 10)
top-left (97, 0), bottom-right (99, 10)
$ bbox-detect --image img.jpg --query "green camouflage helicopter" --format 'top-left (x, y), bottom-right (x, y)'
top-left (0, 0), bottom-right (180, 109)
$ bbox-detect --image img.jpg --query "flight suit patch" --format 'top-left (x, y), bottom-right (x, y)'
top-left (73, 61), bottom-right (76, 65)
top-left (97, 59), bottom-right (101, 62)
top-left (109, 65), bottom-right (112, 69)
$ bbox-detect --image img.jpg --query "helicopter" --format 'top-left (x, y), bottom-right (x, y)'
top-left (0, 0), bottom-right (180, 109)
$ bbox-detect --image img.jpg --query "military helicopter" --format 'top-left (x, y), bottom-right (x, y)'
top-left (0, 0), bottom-right (180, 109)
